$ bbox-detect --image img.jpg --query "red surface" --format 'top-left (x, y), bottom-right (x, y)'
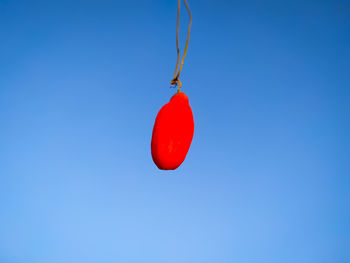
top-left (151, 92), bottom-right (194, 170)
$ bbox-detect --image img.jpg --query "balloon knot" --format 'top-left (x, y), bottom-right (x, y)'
top-left (170, 77), bottom-right (182, 92)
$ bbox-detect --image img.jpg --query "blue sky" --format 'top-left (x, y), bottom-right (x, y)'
top-left (0, 0), bottom-right (349, 262)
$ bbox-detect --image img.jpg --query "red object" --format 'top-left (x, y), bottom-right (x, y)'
top-left (151, 92), bottom-right (194, 170)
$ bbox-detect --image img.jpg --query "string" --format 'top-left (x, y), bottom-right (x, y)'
top-left (170, 0), bottom-right (192, 93)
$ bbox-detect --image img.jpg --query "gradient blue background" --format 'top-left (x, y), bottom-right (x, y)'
top-left (0, 0), bottom-right (349, 262)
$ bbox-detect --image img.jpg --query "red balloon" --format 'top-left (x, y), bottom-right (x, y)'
top-left (151, 92), bottom-right (194, 170)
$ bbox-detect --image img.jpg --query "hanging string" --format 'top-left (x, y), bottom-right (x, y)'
top-left (170, 0), bottom-right (192, 93)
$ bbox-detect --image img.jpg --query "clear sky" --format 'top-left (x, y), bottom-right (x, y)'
top-left (0, 0), bottom-right (349, 262)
